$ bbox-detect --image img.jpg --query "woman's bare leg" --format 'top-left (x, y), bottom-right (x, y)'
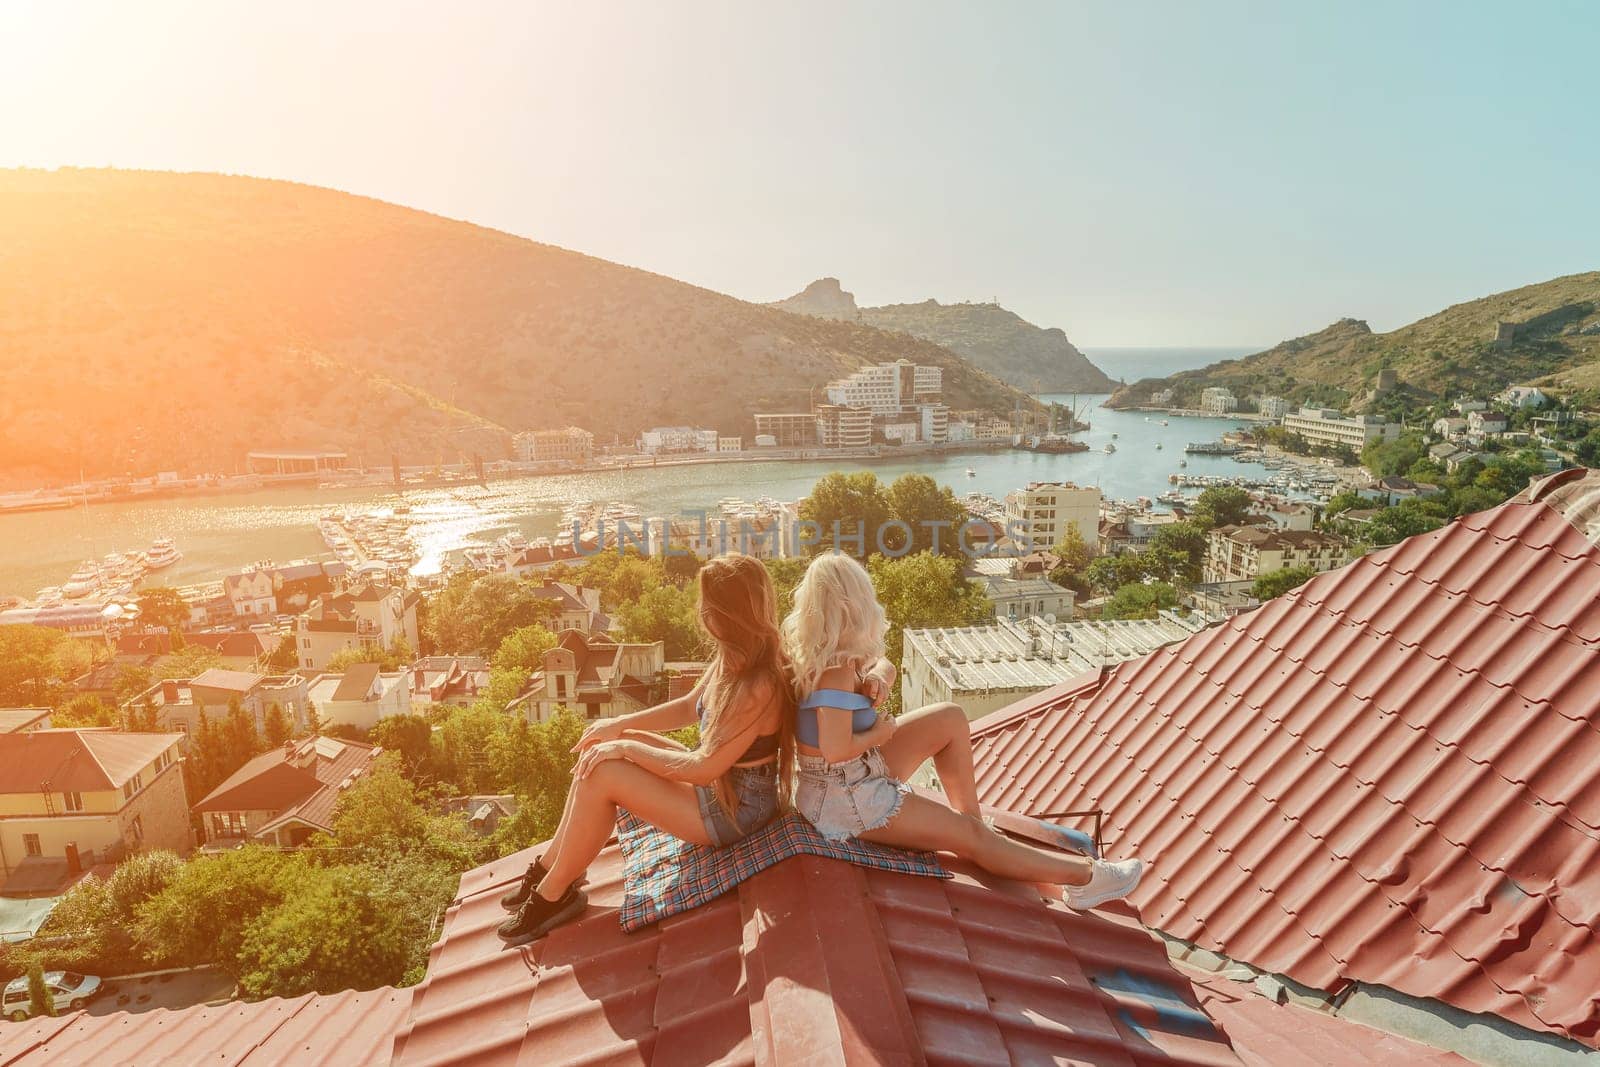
top-left (876, 702), bottom-right (981, 816)
top-left (859, 794), bottom-right (1091, 886)
top-left (535, 759), bottom-right (710, 901)
top-left (543, 731), bottom-right (689, 863)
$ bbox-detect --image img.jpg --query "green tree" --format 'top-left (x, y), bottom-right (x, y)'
top-left (1085, 554), bottom-right (1145, 595)
top-left (1047, 525), bottom-right (1094, 596)
top-left (264, 633), bottom-right (300, 671)
top-left (884, 473), bottom-right (968, 556)
top-left (1575, 428), bottom-right (1600, 467)
top-left (369, 714), bottom-right (435, 778)
top-left (0, 625), bottom-right (73, 706)
top-left (798, 472), bottom-right (891, 557)
top-left (134, 846), bottom-right (296, 970)
top-left (262, 703), bottom-right (291, 747)
top-left (223, 696), bottom-right (263, 771)
top-left (617, 583), bottom-right (706, 659)
top-left (1253, 565), bottom-right (1317, 601)
top-left (1366, 499), bottom-right (1447, 546)
top-left (1148, 521), bottom-right (1208, 584)
top-left (234, 864), bottom-right (415, 999)
top-left (325, 639), bottom-right (410, 672)
top-left (1361, 434), bottom-right (1426, 479)
top-left (26, 964), bottom-right (54, 1018)
top-left (136, 587), bottom-right (189, 643)
top-left (329, 756), bottom-right (427, 854)
top-left (762, 558), bottom-right (806, 622)
top-left (156, 645), bottom-right (222, 681)
top-left (1101, 582), bottom-right (1178, 620)
top-left (1191, 486), bottom-right (1251, 530)
top-left (423, 573), bottom-right (559, 654)
top-left (492, 624), bottom-right (557, 675)
top-left (52, 694), bottom-right (116, 729)
top-left (867, 552), bottom-right (992, 705)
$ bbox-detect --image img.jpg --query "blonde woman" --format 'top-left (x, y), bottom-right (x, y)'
top-left (782, 552), bottom-right (1144, 910)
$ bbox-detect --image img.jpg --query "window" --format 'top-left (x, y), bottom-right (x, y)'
top-left (211, 812), bottom-right (247, 839)
top-left (63, 791), bottom-right (83, 813)
top-left (122, 772), bottom-right (144, 801)
top-left (22, 834), bottom-right (40, 857)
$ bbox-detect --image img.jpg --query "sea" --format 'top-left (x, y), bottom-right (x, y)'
top-left (0, 348), bottom-right (1258, 598)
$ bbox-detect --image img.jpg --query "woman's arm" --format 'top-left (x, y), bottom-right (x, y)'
top-left (576, 677), bottom-right (774, 785)
top-left (859, 657), bottom-right (897, 707)
top-left (572, 689), bottom-right (700, 752)
top-left (815, 705), bottom-right (895, 764)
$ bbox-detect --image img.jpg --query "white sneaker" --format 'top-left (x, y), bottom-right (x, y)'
top-left (1065, 858), bottom-right (1144, 910)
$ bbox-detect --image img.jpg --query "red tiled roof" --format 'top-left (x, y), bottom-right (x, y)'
top-left (0, 987), bottom-right (413, 1066)
top-left (195, 736), bottom-right (379, 834)
top-left (391, 844), bottom-right (1245, 1066)
top-left (1183, 969), bottom-right (1469, 1067)
top-left (969, 470), bottom-right (1600, 1048)
top-left (0, 730), bottom-right (179, 793)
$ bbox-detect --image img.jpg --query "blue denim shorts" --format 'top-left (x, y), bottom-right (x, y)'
top-left (795, 749), bottom-right (910, 842)
top-left (696, 762), bottom-right (779, 847)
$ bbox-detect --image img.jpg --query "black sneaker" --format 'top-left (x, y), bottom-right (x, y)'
top-left (499, 857), bottom-right (585, 911)
top-left (497, 887), bottom-right (587, 947)
top-left (499, 857), bottom-right (547, 911)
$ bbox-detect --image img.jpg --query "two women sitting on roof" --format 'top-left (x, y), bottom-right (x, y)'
top-left (497, 552), bottom-right (1143, 946)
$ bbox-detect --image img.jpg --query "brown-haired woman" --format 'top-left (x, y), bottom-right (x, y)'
top-left (497, 554), bottom-right (795, 945)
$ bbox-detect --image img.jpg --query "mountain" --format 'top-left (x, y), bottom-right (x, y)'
top-left (770, 279), bottom-right (1115, 393)
top-left (0, 170), bottom-right (1037, 489)
top-left (1106, 273), bottom-right (1600, 411)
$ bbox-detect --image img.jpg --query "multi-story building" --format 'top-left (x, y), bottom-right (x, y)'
top-left (919, 404), bottom-right (950, 444)
top-left (1003, 483), bottom-right (1101, 555)
top-left (511, 630), bottom-right (702, 724)
top-left (636, 426), bottom-right (718, 455)
top-left (1466, 410), bottom-right (1509, 441)
top-left (1255, 395), bottom-right (1291, 419)
top-left (1150, 388), bottom-right (1175, 406)
top-left (293, 584), bottom-right (420, 671)
top-left (752, 413), bottom-right (817, 448)
top-left (529, 580), bottom-right (611, 633)
top-left (824, 360), bottom-right (941, 415)
top-left (1281, 407), bottom-right (1401, 451)
top-left (0, 729), bottom-right (189, 881)
top-left (513, 426), bottom-right (594, 466)
top-left (1200, 387), bottom-right (1238, 414)
top-left (192, 734), bottom-right (380, 850)
top-left (1202, 525), bottom-right (1350, 583)
top-left (814, 404), bottom-right (873, 449)
top-left (305, 664), bottom-right (414, 731)
top-left (978, 576), bottom-right (1075, 622)
top-left (127, 671), bottom-right (310, 737)
top-left (223, 568), bottom-right (276, 618)
top-left (901, 614), bottom-right (1206, 721)
top-left (717, 436), bottom-right (742, 453)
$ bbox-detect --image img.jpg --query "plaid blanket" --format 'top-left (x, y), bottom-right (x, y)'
top-left (616, 810), bottom-right (948, 933)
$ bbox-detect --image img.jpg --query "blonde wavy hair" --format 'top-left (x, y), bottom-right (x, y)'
top-left (781, 553), bottom-right (888, 695)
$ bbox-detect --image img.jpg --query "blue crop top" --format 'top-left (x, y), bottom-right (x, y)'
top-left (697, 695), bottom-right (780, 763)
top-left (795, 689), bottom-right (877, 748)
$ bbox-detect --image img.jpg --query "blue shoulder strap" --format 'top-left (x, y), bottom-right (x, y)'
top-left (799, 688), bottom-right (873, 710)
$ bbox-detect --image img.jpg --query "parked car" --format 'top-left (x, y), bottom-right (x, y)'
top-left (2, 971), bottom-right (102, 1020)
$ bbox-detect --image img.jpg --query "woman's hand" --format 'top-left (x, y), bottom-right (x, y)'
top-left (574, 740), bottom-right (630, 779)
top-left (572, 718), bottom-right (625, 753)
top-left (869, 712), bottom-right (897, 746)
top-left (860, 673), bottom-right (889, 708)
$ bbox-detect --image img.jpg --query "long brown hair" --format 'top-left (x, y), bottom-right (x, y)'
top-left (694, 554), bottom-right (796, 815)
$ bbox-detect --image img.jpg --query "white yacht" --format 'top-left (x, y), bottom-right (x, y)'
top-left (145, 538), bottom-right (182, 570)
top-left (62, 563), bottom-right (101, 599)
top-left (1102, 443), bottom-right (1116, 454)
top-left (965, 468), bottom-right (977, 477)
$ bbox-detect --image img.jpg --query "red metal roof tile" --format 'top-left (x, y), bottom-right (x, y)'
top-left (392, 843), bottom-right (1246, 1067)
top-left (971, 476), bottom-right (1600, 1048)
top-left (1183, 968), bottom-right (1469, 1066)
top-left (0, 988), bottom-right (413, 1066)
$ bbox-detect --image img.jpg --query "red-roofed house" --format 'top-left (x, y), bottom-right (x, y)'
top-left (969, 468), bottom-right (1600, 1058)
top-left (528, 580), bottom-right (612, 634)
top-left (293, 584), bottom-right (420, 671)
top-left (406, 656), bottom-right (491, 710)
top-left (513, 629), bottom-right (687, 723)
top-left (192, 735), bottom-right (379, 849)
top-left (0, 729), bottom-right (188, 888)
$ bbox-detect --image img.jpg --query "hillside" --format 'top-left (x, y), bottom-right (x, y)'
top-left (1106, 273), bottom-right (1600, 411)
top-left (770, 278), bottom-right (1114, 393)
top-left (0, 170), bottom-right (1036, 489)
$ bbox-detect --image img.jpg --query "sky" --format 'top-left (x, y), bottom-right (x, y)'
top-left (1, 1), bottom-right (1596, 347)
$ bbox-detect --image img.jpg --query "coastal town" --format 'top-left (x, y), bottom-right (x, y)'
top-left (5, 6), bottom-right (1600, 1063)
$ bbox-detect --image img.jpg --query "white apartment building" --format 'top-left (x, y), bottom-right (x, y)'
top-left (637, 426), bottom-right (718, 455)
top-left (815, 404), bottom-right (873, 449)
top-left (901, 614), bottom-right (1206, 721)
top-left (824, 359), bottom-right (941, 415)
top-left (978, 576), bottom-right (1075, 623)
top-left (1255, 395), bottom-right (1291, 419)
top-left (1281, 407), bottom-right (1401, 451)
top-left (919, 404), bottom-right (949, 444)
top-left (1200, 387), bottom-right (1239, 414)
top-left (293, 584), bottom-right (420, 671)
top-left (306, 664), bottom-right (414, 732)
top-left (1003, 483), bottom-right (1101, 554)
top-left (513, 426), bottom-right (594, 466)
top-left (1151, 388), bottom-right (1175, 406)
top-left (752, 412), bottom-right (817, 448)
top-left (1202, 525), bottom-right (1351, 583)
